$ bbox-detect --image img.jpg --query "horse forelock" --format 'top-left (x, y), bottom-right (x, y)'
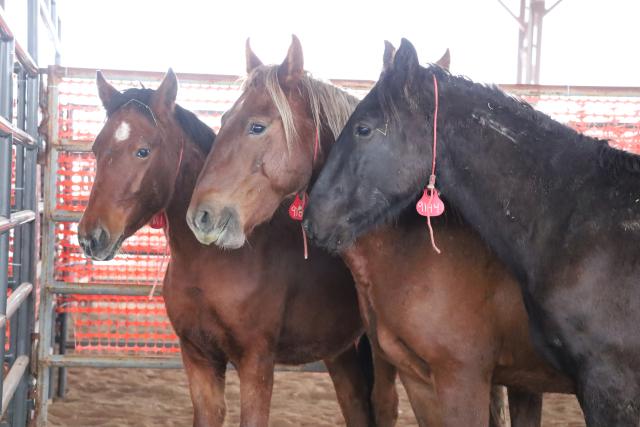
top-left (103, 87), bottom-right (214, 153)
top-left (106, 88), bottom-right (156, 121)
top-left (243, 65), bottom-right (358, 153)
top-left (376, 63), bottom-right (450, 126)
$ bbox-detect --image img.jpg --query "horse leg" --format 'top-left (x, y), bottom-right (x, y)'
top-left (180, 339), bottom-right (227, 427)
top-left (324, 343), bottom-right (374, 426)
top-left (507, 389), bottom-right (542, 427)
top-left (236, 352), bottom-right (275, 427)
top-left (397, 371), bottom-right (440, 427)
top-left (370, 350), bottom-right (399, 427)
top-left (577, 363), bottom-right (640, 426)
top-left (489, 386), bottom-right (508, 427)
top-left (432, 366), bottom-right (492, 427)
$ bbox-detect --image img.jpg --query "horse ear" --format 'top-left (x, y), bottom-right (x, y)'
top-left (435, 48), bottom-right (450, 71)
top-left (155, 68), bottom-right (178, 110)
top-left (392, 38), bottom-right (420, 86)
top-left (278, 34), bottom-right (304, 88)
top-left (246, 38), bottom-right (263, 74)
top-left (382, 41), bottom-right (396, 73)
top-left (96, 71), bottom-right (119, 109)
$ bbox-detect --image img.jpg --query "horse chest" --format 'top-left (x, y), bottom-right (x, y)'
top-left (164, 284), bottom-right (243, 359)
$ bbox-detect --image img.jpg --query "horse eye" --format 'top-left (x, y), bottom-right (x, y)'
top-left (355, 125), bottom-right (371, 137)
top-left (249, 123), bottom-right (266, 135)
top-left (136, 148), bottom-right (150, 158)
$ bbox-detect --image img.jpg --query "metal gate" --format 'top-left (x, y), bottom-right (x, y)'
top-left (35, 65), bottom-right (640, 425)
top-left (0, 0), bottom-right (61, 425)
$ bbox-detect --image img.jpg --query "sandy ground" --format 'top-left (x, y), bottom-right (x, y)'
top-left (47, 368), bottom-right (586, 426)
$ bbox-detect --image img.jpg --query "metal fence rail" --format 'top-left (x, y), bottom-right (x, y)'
top-left (0, 0), bottom-right (60, 426)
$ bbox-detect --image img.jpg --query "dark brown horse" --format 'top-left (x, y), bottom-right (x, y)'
top-left (77, 70), bottom-right (384, 427)
top-left (186, 36), bottom-right (570, 426)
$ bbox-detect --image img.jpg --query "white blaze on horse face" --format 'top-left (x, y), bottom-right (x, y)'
top-left (114, 121), bottom-right (131, 142)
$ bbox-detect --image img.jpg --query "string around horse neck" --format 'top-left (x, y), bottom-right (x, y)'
top-left (148, 138), bottom-right (185, 299)
top-left (427, 75), bottom-right (441, 254)
top-left (300, 128), bottom-right (320, 259)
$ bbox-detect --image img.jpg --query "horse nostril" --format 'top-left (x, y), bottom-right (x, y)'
top-left (194, 207), bottom-right (214, 233)
top-left (91, 227), bottom-right (109, 252)
top-left (79, 237), bottom-right (90, 255)
top-left (79, 226), bottom-right (109, 257)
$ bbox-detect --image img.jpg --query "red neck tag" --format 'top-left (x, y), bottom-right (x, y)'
top-left (416, 189), bottom-right (445, 217)
top-left (149, 212), bottom-right (167, 229)
top-left (289, 194), bottom-right (306, 221)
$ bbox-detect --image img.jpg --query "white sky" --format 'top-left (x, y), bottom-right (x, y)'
top-left (56, 0), bottom-right (639, 86)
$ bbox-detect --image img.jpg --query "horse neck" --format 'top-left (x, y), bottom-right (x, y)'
top-left (310, 124), bottom-right (336, 178)
top-left (163, 136), bottom-right (205, 247)
top-left (431, 79), bottom-right (604, 280)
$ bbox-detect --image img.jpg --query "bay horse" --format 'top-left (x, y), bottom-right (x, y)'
top-left (303, 37), bottom-right (638, 426)
top-left (77, 70), bottom-right (381, 427)
top-left (186, 35), bottom-right (562, 426)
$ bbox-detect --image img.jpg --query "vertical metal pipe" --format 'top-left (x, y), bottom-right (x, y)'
top-left (17, 75), bottom-right (41, 427)
top-left (57, 312), bottom-right (67, 397)
top-left (11, 70), bottom-right (39, 427)
top-left (11, 3), bottom-right (42, 422)
top-left (47, 314), bottom-right (55, 399)
top-left (524, 1), bottom-right (535, 83)
top-left (516, 0), bottom-right (526, 83)
top-left (27, 0), bottom-right (39, 65)
top-left (532, 0), bottom-right (545, 84)
top-left (0, 38), bottom-right (15, 416)
top-left (36, 67), bottom-right (59, 427)
top-left (0, 41), bottom-right (13, 117)
top-left (7, 139), bottom-right (23, 424)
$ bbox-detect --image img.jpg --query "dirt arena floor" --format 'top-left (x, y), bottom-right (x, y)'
top-left (47, 367), bottom-right (586, 426)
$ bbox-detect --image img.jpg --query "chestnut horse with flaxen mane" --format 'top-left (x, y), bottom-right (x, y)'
top-left (78, 70), bottom-right (380, 427)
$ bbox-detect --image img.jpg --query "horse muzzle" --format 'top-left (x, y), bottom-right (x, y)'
top-left (186, 203), bottom-right (245, 249)
top-left (78, 225), bottom-right (123, 261)
top-left (302, 214), bottom-right (352, 254)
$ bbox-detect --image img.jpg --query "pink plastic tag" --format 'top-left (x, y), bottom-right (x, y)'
top-left (149, 212), bottom-right (167, 229)
top-left (289, 194), bottom-right (306, 221)
top-left (416, 189), bottom-right (445, 217)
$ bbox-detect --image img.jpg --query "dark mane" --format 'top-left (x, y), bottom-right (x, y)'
top-left (598, 143), bottom-right (640, 177)
top-left (106, 87), bottom-right (215, 153)
top-left (378, 65), bottom-right (640, 178)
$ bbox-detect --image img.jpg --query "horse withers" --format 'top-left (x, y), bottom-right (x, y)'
top-left (187, 35), bottom-right (560, 426)
top-left (304, 38), bottom-right (638, 426)
top-left (78, 70), bottom-right (378, 427)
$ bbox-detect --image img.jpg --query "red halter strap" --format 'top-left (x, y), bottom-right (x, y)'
top-left (288, 128), bottom-right (320, 259)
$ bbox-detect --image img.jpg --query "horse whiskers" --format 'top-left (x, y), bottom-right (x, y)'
top-left (244, 237), bottom-right (254, 250)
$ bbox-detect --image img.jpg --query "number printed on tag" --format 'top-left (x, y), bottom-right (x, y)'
top-left (416, 189), bottom-right (445, 217)
top-left (289, 194), bottom-right (306, 221)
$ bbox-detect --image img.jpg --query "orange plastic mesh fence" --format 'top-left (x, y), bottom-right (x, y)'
top-left (54, 221), bottom-right (168, 285)
top-left (51, 71), bottom-right (640, 356)
top-left (518, 93), bottom-right (640, 154)
top-left (57, 295), bottom-right (179, 354)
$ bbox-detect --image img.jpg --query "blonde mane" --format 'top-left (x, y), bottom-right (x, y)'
top-left (243, 65), bottom-right (359, 152)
